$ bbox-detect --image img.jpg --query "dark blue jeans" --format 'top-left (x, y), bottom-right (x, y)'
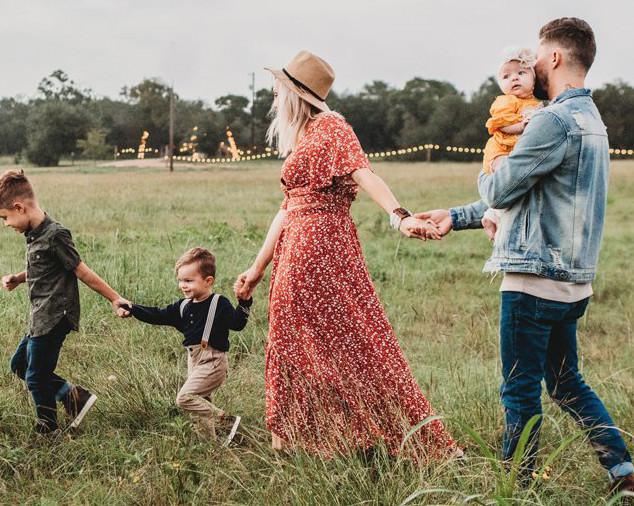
top-left (500, 291), bottom-right (633, 480)
top-left (10, 318), bottom-right (72, 431)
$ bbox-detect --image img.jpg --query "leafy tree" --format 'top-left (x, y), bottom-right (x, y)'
top-left (37, 69), bottom-right (91, 105)
top-left (252, 88), bottom-right (274, 149)
top-left (77, 128), bottom-right (112, 161)
top-left (0, 98), bottom-right (29, 155)
top-left (122, 78), bottom-right (172, 146)
top-left (215, 94), bottom-right (251, 147)
top-left (92, 97), bottom-right (138, 150)
top-left (594, 81), bottom-right (634, 148)
top-left (26, 101), bottom-right (92, 166)
top-left (2, 70), bottom-right (633, 162)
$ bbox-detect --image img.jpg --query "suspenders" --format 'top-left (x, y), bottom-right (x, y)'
top-left (179, 294), bottom-right (220, 349)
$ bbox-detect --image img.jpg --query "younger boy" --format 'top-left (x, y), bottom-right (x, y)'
top-left (0, 169), bottom-right (130, 434)
top-left (121, 247), bottom-right (252, 445)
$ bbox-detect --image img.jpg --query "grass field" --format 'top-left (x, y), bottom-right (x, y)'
top-left (0, 159), bottom-right (633, 505)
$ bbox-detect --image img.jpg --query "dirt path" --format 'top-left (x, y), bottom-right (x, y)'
top-left (99, 158), bottom-right (168, 168)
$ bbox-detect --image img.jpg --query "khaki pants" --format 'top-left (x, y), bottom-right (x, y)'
top-left (176, 346), bottom-right (228, 437)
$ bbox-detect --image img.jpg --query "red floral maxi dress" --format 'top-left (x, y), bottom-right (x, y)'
top-left (266, 112), bottom-right (456, 458)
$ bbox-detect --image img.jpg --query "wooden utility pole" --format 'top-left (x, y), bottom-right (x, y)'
top-left (169, 87), bottom-right (175, 172)
top-left (249, 72), bottom-right (255, 151)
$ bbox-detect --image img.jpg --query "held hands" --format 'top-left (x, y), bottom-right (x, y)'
top-left (234, 265), bottom-right (265, 300)
top-left (414, 208), bottom-right (499, 242)
top-left (112, 297), bottom-right (132, 318)
top-left (2, 274), bottom-right (23, 291)
top-left (399, 216), bottom-right (442, 241)
top-left (413, 209), bottom-right (453, 237)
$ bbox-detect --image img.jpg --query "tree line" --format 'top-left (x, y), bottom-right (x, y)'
top-left (1, 70), bottom-right (633, 166)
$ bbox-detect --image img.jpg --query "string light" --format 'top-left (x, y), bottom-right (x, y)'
top-left (609, 148), bottom-right (634, 156)
top-left (119, 142), bottom-right (634, 163)
top-left (164, 150), bottom-right (279, 164)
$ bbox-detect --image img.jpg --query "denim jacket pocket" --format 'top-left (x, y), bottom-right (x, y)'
top-left (520, 208), bottom-right (530, 249)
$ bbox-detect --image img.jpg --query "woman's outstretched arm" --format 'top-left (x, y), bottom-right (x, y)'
top-left (234, 209), bottom-right (287, 299)
top-left (351, 168), bottom-right (441, 240)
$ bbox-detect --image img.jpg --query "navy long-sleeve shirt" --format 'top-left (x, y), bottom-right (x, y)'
top-left (130, 294), bottom-right (252, 351)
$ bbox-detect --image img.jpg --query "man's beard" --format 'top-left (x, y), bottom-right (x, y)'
top-left (533, 72), bottom-right (549, 100)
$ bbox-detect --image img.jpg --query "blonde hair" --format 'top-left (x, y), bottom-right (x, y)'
top-left (175, 247), bottom-right (216, 278)
top-left (266, 80), bottom-right (320, 157)
top-left (0, 169), bottom-right (35, 209)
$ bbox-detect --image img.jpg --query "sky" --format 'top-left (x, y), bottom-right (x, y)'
top-left (0, 0), bottom-right (632, 105)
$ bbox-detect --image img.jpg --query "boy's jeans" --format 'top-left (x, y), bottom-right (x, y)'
top-left (10, 318), bottom-right (73, 431)
top-left (500, 291), bottom-right (633, 481)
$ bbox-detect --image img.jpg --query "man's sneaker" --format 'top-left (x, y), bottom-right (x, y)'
top-left (62, 386), bottom-right (97, 428)
top-left (610, 473), bottom-right (634, 498)
top-left (218, 415), bottom-right (241, 447)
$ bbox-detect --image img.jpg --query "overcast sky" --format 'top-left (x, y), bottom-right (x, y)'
top-left (1, 0), bottom-right (631, 105)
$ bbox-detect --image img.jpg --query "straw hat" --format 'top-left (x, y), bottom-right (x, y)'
top-left (265, 50), bottom-right (334, 112)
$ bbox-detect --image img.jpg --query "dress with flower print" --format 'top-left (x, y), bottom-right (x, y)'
top-left (266, 112), bottom-right (456, 458)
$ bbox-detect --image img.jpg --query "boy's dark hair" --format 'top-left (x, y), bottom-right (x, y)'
top-left (539, 17), bottom-right (596, 72)
top-left (0, 169), bottom-right (35, 209)
top-left (175, 247), bottom-right (216, 278)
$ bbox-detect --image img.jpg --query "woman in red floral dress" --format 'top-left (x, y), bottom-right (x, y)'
top-left (235, 51), bottom-right (457, 458)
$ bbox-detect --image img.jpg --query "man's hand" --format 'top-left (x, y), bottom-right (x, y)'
top-left (413, 209), bottom-right (452, 236)
top-left (2, 273), bottom-right (24, 291)
top-left (112, 297), bottom-right (132, 318)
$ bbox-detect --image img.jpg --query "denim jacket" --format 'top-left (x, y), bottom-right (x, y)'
top-left (450, 88), bottom-right (609, 283)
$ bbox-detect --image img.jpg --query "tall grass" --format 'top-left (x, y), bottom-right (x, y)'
top-left (0, 160), bottom-right (632, 504)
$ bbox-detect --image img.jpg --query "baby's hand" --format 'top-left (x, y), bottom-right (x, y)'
top-left (233, 276), bottom-right (246, 299)
top-left (490, 155), bottom-right (507, 173)
top-left (521, 104), bottom-right (542, 123)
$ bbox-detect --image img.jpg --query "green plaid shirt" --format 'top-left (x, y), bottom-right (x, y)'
top-left (25, 215), bottom-right (81, 337)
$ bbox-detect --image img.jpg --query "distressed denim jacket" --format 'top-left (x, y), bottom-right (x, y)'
top-left (450, 88), bottom-right (609, 282)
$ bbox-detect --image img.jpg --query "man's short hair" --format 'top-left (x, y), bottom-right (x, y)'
top-left (539, 17), bottom-right (596, 72)
top-left (0, 169), bottom-right (35, 209)
top-left (175, 247), bottom-right (216, 278)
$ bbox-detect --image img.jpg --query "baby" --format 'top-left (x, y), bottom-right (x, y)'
top-left (482, 48), bottom-right (543, 233)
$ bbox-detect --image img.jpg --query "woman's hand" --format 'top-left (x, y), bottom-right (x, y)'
top-left (234, 265), bottom-right (265, 300)
top-left (399, 216), bottom-right (442, 241)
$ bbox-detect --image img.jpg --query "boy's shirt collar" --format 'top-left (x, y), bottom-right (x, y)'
top-left (25, 214), bottom-right (52, 242)
top-left (188, 292), bottom-right (215, 304)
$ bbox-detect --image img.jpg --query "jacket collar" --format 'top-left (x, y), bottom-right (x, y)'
top-left (552, 87), bottom-right (592, 104)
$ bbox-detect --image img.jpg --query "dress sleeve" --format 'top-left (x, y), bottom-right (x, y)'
top-left (311, 114), bottom-right (371, 189)
top-left (485, 95), bottom-right (523, 134)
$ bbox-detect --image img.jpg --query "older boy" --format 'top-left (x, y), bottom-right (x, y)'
top-left (1, 169), bottom-right (129, 434)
